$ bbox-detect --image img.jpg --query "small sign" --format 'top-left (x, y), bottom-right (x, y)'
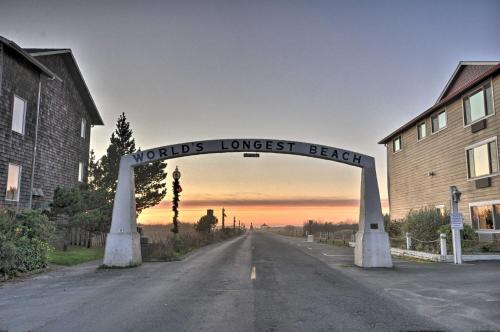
top-left (451, 212), bottom-right (464, 229)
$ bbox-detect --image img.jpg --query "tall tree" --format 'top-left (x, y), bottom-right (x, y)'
top-left (93, 113), bottom-right (168, 214)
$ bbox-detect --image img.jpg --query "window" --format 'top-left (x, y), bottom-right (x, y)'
top-left (81, 118), bottom-right (86, 138)
top-left (12, 95), bottom-right (26, 134)
top-left (464, 83), bottom-right (494, 125)
top-left (78, 162), bottom-right (84, 182)
top-left (435, 205), bottom-right (446, 216)
top-left (466, 139), bottom-right (498, 179)
top-left (417, 122), bottom-right (427, 140)
top-left (470, 202), bottom-right (500, 230)
top-left (431, 110), bottom-right (447, 133)
top-left (6, 164), bottom-right (21, 201)
top-left (393, 136), bottom-right (402, 152)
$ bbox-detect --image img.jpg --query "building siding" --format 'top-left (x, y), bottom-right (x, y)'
top-left (0, 47), bottom-right (94, 210)
top-left (0, 47), bottom-right (40, 209)
top-left (386, 74), bottom-right (500, 228)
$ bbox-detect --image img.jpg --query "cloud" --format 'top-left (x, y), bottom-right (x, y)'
top-left (155, 197), bottom-right (389, 208)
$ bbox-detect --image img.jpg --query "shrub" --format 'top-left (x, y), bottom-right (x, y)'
top-left (0, 234), bottom-right (17, 276)
top-left (0, 209), bottom-right (54, 276)
top-left (403, 207), bottom-right (449, 251)
top-left (384, 214), bottom-right (403, 238)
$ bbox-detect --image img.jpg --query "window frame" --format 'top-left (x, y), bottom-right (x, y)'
top-left (431, 109), bottom-right (447, 134)
top-left (465, 136), bottom-right (499, 180)
top-left (469, 200), bottom-right (500, 233)
top-left (392, 135), bottom-right (402, 153)
top-left (462, 79), bottom-right (495, 127)
top-left (11, 94), bottom-right (27, 135)
top-left (417, 121), bottom-right (427, 141)
top-left (5, 163), bottom-right (22, 202)
top-left (81, 118), bottom-right (87, 139)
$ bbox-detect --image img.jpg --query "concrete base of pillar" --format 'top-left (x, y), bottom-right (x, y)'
top-left (354, 231), bottom-right (392, 268)
top-left (103, 232), bottom-right (142, 267)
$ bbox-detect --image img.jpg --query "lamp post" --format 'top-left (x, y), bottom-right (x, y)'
top-left (450, 186), bottom-right (463, 264)
top-left (172, 166), bottom-right (182, 234)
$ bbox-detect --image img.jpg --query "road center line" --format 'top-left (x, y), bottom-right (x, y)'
top-left (250, 266), bottom-right (256, 280)
top-left (322, 253), bottom-right (354, 257)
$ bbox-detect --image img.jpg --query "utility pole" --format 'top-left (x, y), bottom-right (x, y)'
top-left (238, 219), bottom-right (241, 229)
top-left (222, 208), bottom-right (226, 231)
top-left (233, 217), bottom-right (236, 230)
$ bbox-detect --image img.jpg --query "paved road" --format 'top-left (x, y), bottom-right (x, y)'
top-left (0, 231), bottom-right (497, 331)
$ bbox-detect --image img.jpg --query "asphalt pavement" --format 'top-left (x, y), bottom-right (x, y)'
top-left (1, 231), bottom-right (499, 331)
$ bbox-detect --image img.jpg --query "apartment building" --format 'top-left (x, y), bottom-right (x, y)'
top-left (379, 61), bottom-right (500, 239)
top-left (0, 36), bottom-right (103, 210)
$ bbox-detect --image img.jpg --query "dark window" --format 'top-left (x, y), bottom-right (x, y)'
top-left (471, 203), bottom-right (500, 230)
top-left (431, 111), bottom-right (446, 133)
top-left (467, 140), bottom-right (498, 178)
top-left (417, 122), bottom-right (427, 140)
top-left (464, 83), bottom-right (494, 125)
top-left (393, 136), bottom-right (402, 152)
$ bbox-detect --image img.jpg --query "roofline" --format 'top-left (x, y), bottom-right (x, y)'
top-left (27, 49), bottom-right (72, 56)
top-left (30, 50), bottom-right (104, 126)
top-left (0, 36), bottom-right (61, 81)
top-left (435, 61), bottom-right (500, 104)
top-left (378, 63), bottom-right (500, 145)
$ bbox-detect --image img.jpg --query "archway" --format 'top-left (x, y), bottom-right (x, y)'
top-left (103, 139), bottom-right (392, 268)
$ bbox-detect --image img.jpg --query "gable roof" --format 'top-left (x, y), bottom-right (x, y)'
top-left (0, 36), bottom-right (59, 80)
top-left (26, 48), bottom-right (104, 125)
top-left (378, 62), bottom-right (500, 144)
top-left (435, 61), bottom-right (499, 103)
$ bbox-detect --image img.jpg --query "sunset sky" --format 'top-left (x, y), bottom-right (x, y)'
top-left (1, 0), bottom-right (499, 226)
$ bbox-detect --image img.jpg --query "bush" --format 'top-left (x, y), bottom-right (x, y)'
top-left (0, 234), bottom-right (17, 275)
top-left (384, 214), bottom-right (403, 238)
top-left (403, 207), bottom-right (449, 252)
top-left (0, 209), bottom-right (54, 277)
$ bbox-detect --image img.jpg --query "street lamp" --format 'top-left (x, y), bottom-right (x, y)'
top-left (173, 166), bottom-right (181, 180)
top-left (172, 166), bottom-right (182, 234)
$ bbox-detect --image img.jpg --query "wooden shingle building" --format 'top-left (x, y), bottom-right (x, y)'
top-left (380, 61), bottom-right (500, 239)
top-left (0, 36), bottom-right (103, 210)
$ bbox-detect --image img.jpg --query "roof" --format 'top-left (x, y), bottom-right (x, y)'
top-left (0, 36), bottom-right (59, 80)
top-left (435, 61), bottom-right (499, 103)
top-left (378, 62), bottom-right (500, 144)
top-left (26, 48), bottom-right (104, 125)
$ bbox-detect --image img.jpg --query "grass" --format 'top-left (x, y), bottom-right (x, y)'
top-left (48, 246), bottom-right (104, 266)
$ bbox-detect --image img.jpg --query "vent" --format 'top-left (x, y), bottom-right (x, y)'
top-left (475, 177), bottom-right (491, 189)
top-left (471, 119), bottom-right (487, 133)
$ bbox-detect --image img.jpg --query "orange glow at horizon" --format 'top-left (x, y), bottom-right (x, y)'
top-left (138, 200), bottom-right (389, 226)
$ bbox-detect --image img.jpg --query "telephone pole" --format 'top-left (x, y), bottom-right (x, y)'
top-left (222, 208), bottom-right (226, 231)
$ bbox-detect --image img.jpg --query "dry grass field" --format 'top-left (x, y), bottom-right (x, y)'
top-left (138, 222), bottom-right (244, 260)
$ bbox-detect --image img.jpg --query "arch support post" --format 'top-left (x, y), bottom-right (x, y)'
top-left (354, 166), bottom-right (392, 268)
top-left (103, 159), bottom-right (142, 267)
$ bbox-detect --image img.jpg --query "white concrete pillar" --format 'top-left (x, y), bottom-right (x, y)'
top-left (440, 233), bottom-right (447, 260)
top-left (406, 232), bottom-right (412, 250)
top-left (103, 158), bottom-right (142, 267)
top-left (354, 166), bottom-right (393, 268)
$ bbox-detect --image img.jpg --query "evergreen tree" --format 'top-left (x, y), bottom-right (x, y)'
top-left (94, 113), bottom-right (167, 214)
top-left (195, 209), bottom-right (218, 233)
